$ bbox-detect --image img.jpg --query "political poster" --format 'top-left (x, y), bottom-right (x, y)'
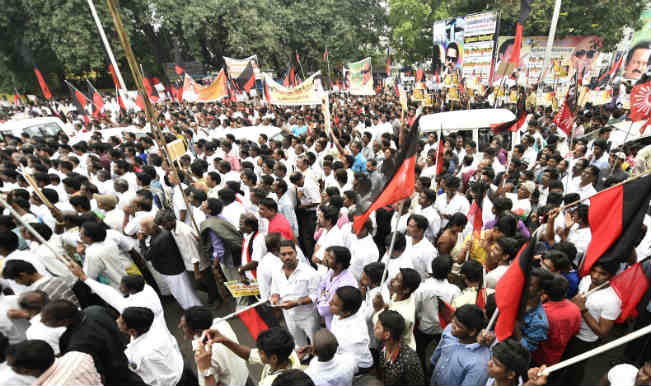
top-left (195, 69), bottom-right (228, 103)
top-left (496, 35), bottom-right (602, 84)
top-left (344, 58), bottom-right (375, 95)
top-left (462, 11), bottom-right (498, 85)
top-left (433, 17), bottom-right (465, 75)
top-left (264, 72), bottom-right (324, 106)
top-left (224, 55), bottom-right (260, 79)
top-left (620, 8), bottom-right (651, 81)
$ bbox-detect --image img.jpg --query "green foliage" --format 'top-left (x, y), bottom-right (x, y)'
top-left (1, 0), bottom-right (386, 94)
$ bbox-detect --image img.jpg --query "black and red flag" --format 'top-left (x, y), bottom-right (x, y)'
top-left (610, 256), bottom-right (651, 323)
top-left (580, 174), bottom-right (651, 276)
top-left (492, 93), bottom-right (526, 133)
top-left (509, 23), bottom-right (523, 68)
top-left (495, 235), bottom-right (537, 341)
top-left (435, 133), bottom-right (445, 176)
top-left (438, 298), bottom-right (455, 329)
top-left (553, 92), bottom-right (575, 137)
top-left (237, 302), bottom-right (280, 341)
top-left (597, 54), bottom-right (624, 84)
top-left (263, 79), bottom-right (271, 105)
top-left (386, 49), bottom-right (391, 76)
top-left (353, 115), bottom-right (420, 233)
top-left (65, 81), bottom-right (90, 125)
top-left (34, 68), bottom-right (52, 100)
top-left (13, 89), bottom-right (21, 106)
top-left (86, 79), bottom-right (104, 119)
top-left (175, 64), bottom-right (185, 75)
top-left (109, 64), bottom-right (123, 90)
top-left (235, 60), bottom-right (256, 93)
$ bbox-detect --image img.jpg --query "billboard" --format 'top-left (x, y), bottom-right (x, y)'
top-left (344, 57), bottom-right (375, 96)
top-left (433, 17), bottom-right (466, 74)
top-left (495, 35), bottom-right (602, 84)
top-left (621, 8), bottom-right (651, 80)
top-left (462, 11), bottom-right (499, 84)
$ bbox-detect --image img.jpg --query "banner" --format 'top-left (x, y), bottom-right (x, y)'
top-left (264, 72), bottom-right (324, 106)
top-left (195, 69), bottom-right (228, 103)
top-left (620, 8), bottom-right (651, 80)
top-left (181, 73), bottom-right (203, 102)
top-left (224, 55), bottom-right (259, 79)
top-left (344, 57), bottom-right (375, 95)
top-left (433, 17), bottom-right (465, 74)
top-left (166, 139), bottom-right (187, 161)
top-left (496, 35), bottom-right (602, 84)
top-left (462, 11), bottom-right (498, 85)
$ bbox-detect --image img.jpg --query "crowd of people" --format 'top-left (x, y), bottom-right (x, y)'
top-left (0, 83), bottom-right (650, 386)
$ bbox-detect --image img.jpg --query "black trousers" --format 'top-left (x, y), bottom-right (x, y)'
top-left (551, 336), bottom-right (599, 386)
top-left (295, 208), bottom-right (317, 259)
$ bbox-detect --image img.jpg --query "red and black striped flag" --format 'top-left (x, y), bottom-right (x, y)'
top-left (236, 60), bottom-right (256, 93)
top-left (109, 64), bottom-right (122, 89)
top-left (610, 256), bottom-right (651, 323)
top-left (86, 79), bottom-right (104, 119)
top-left (34, 68), bottom-right (52, 100)
top-left (495, 234), bottom-right (537, 341)
top-left (13, 89), bottom-right (21, 106)
top-left (175, 64), bottom-right (185, 75)
top-left (65, 81), bottom-right (90, 125)
top-left (353, 115), bottom-right (420, 233)
top-left (580, 174), bottom-right (651, 276)
top-left (263, 79), bottom-right (271, 104)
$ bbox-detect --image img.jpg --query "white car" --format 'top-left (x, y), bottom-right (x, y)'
top-left (0, 116), bottom-right (72, 140)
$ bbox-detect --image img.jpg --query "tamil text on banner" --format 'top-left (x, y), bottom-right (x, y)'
top-left (195, 69), bottom-right (228, 103)
top-left (345, 58), bottom-right (375, 96)
top-left (433, 17), bottom-right (465, 75)
top-left (264, 72), bottom-right (324, 106)
top-left (462, 11), bottom-right (498, 85)
top-left (224, 55), bottom-right (259, 79)
top-left (495, 35), bottom-right (602, 84)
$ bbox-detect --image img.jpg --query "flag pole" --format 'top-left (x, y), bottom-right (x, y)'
top-left (486, 308), bottom-right (499, 331)
top-left (541, 324), bottom-right (651, 375)
top-left (87, 0), bottom-right (127, 92)
top-left (326, 46), bottom-right (331, 84)
top-left (607, 120), bottom-right (636, 176)
top-left (557, 171), bottom-right (651, 212)
top-left (210, 299), bottom-right (269, 325)
top-left (540, 0), bottom-right (562, 95)
top-left (104, 0), bottom-right (200, 235)
top-left (0, 195), bottom-right (72, 266)
top-left (380, 200), bottom-right (406, 288)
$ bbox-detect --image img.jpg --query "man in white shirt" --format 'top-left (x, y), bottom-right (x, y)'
top-left (218, 188), bottom-right (247, 228)
top-left (290, 171), bottom-right (321, 259)
top-left (380, 232), bottom-right (414, 285)
top-left (417, 189), bottom-right (442, 245)
top-left (312, 206), bottom-right (345, 276)
top-left (118, 307), bottom-right (183, 386)
top-left (271, 240), bottom-right (320, 347)
top-left (95, 194), bottom-right (123, 231)
top-left (304, 328), bottom-right (356, 386)
top-left (405, 214), bottom-right (438, 280)
top-left (573, 165), bottom-right (599, 200)
top-left (78, 222), bottom-right (131, 290)
top-left (349, 220), bottom-right (379, 282)
top-left (434, 176), bottom-right (470, 229)
top-left (0, 231), bottom-right (49, 294)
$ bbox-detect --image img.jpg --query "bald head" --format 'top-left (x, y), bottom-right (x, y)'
top-left (313, 328), bottom-right (338, 362)
top-left (139, 217), bottom-right (156, 235)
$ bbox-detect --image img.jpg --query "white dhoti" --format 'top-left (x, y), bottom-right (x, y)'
top-left (161, 271), bottom-right (202, 309)
top-left (147, 262), bottom-right (171, 296)
top-left (284, 313), bottom-right (318, 347)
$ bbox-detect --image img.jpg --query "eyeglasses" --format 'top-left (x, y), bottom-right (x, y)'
top-left (574, 49), bottom-right (596, 59)
top-left (446, 56), bottom-right (457, 62)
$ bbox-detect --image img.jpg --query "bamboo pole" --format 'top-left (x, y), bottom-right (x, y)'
top-left (557, 171), bottom-right (651, 212)
top-left (104, 0), bottom-right (199, 234)
top-left (541, 324), bottom-right (651, 375)
top-left (380, 200), bottom-right (406, 288)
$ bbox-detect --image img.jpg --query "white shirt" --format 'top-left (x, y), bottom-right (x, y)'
top-left (349, 235), bottom-right (380, 282)
top-left (258, 253), bottom-right (283, 301)
top-left (241, 231), bottom-right (266, 281)
top-left (171, 220), bottom-right (206, 271)
top-left (222, 201), bottom-right (247, 228)
top-left (404, 236), bottom-right (438, 280)
top-left (330, 312), bottom-right (374, 370)
top-left (271, 262), bottom-right (319, 320)
top-left (567, 226), bottom-right (592, 263)
top-left (305, 353), bottom-right (356, 386)
top-left (576, 276), bottom-right (622, 342)
top-left (414, 278), bottom-right (460, 335)
top-left (314, 226), bottom-right (345, 276)
top-left (380, 252), bottom-right (415, 284)
top-left (103, 208), bottom-right (125, 231)
top-left (434, 193), bottom-right (470, 228)
top-left (1, 250), bottom-right (49, 294)
top-left (29, 242), bottom-right (76, 281)
top-left (194, 320), bottom-right (249, 386)
top-left (0, 364), bottom-right (35, 386)
top-left (25, 314), bottom-right (67, 355)
top-left (485, 265), bottom-right (509, 289)
top-left (297, 178), bottom-right (321, 208)
top-left (125, 329), bottom-right (184, 386)
top-left (84, 239), bottom-right (131, 290)
top-left (420, 205), bottom-right (442, 244)
top-left (575, 183), bottom-right (597, 200)
top-left (0, 295), bottom-right (29, 344)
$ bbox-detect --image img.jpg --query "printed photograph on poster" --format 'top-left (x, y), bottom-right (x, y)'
top-left (433, 17), bottom-right (465, 75)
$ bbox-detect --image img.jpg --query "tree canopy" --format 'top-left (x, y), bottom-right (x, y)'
top-left (1, 0), bottom-right (646, 94)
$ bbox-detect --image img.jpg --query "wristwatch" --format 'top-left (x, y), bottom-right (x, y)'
top-left (200, 368), bottom-right (215, 378)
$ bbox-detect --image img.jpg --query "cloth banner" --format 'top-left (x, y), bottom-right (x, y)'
top-left (195, 69), bottom-right (228, 103)
top-left (224, 55), bottom-right (259, 79)
top-left (345, 57), bottom-right (375, 96)
top-left (264, 72), bottom-right (324, 106)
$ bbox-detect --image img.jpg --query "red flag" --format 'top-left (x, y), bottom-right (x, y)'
top-left (553, 94), bottom-right (574, 136)
top-left (142, 76), bottom-right (153, 98)
top-left (34, 68), bottom-right (52, 100)
top-left (235, 60), bottom-right (256, 92)
top-left (509, 23), bottom-right (523, 68)
top-left (580, 175), bottom-right (651, 276)
top-left (416, 68), bottom-right (424, 83)
top-left (630, 81), bottom-right (651, 122)
top-left (109, 64), bottom-right (122, 89)
top-left (435, 137), bottom-right (445, 175)
top-left (435, 72), bottom-right (440, 83)
top-left (13, 89), bottom-right (21, 106)
top-left (135, 94), bottom-right (145, 111)
top-left (495, 237), bottom-right (536, 341)
top-left (476, 287), bottom-right (487, 310)
top-left (323, 48), bottom-right (328, 62)
top-left (296, 52), bottom-right (300, 64)
top-left (353, 116), bottom-right (420, 233)
top-left (467, 200), bottom-right (483, 235)
top-left (238, 308), bottom-right (268, 340)
top-left (86, 79), bottom-right (104, 119)
top-left (175, 64), bottom-right (185, 75)
top-left (264, 79), bottom-right (271, 104)
top-left (598, 55), bottom-right (623, 82)
top-left (395, 84), bottom-right (400, 98)
top-left (290, 65), bottom-right (296, 87)
top-left (116, 86), bottom-right (126, 113)
top-left (610, 257), bottom-right (651, 323)
top-left (386, 53), bottom-right (391, 76)
top-left (438, 299), bottom-right (455, 329)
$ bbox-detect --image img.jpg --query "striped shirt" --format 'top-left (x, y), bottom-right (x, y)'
top-left (30, 276), bottom-right (80, 308)
top-left (34, 351), bottom-right (103, 386)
